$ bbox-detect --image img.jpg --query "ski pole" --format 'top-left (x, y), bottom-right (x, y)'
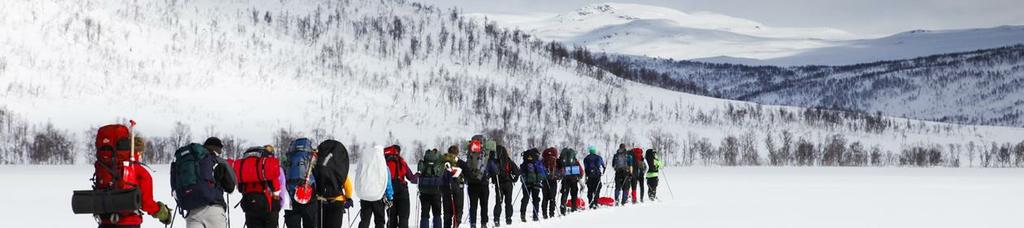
top-left (226, 193), bottom-right (231, 228)
top-left (660, 168), bottom-right (676, 200)
top-left (167, 206), bottom-right (178, 228)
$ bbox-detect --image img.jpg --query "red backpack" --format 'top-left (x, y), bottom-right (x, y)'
top-left (235, 148), bottom-right (281, 194)
top-left (233, 147), bottom-right (281, 214)
top-left (93, 124), bottom-right (140, 191)
top-left (73, 123), bottom-right (145, 221)
top-left (542, 147), bottom-right (559, 178)
top-left (384, 146), bottom-right (409, 184)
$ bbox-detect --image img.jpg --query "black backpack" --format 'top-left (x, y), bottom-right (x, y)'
top-left (171, 143), bottom-right (223, 211)
top-left (313, 140), bottom-right (349, 198)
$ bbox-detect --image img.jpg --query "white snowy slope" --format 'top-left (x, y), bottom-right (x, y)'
top-left (4, 165), bottom-right (1023, 228)
top-left (471, 3), bottom-right (850, 60)
top-left (699, 25), bottom-right (1024, 66)
top-left (1, 0), bottom-right (1024, 165)
top-left (474, 3), bottom-right (1024, 66)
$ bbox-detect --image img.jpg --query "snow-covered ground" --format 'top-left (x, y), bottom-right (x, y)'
top-left (8, 165), bottom-right (1022, 227)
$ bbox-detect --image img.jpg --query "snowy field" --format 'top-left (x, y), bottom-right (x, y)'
top-left (4, 165), bottom-right (1022, 228)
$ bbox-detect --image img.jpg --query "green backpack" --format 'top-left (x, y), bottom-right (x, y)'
top-left (419, 149), bottom-right (446, 178)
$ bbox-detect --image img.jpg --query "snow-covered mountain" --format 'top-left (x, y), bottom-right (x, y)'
top-left (617, 44), bottom-right (1024, 128)
top-left (1, 0), bottom-right (1021, 167)
top-left (476, 3), bottom-right (1024, 66)
top-left (473, 3), bottom-right (849, 60)
top-left (698, 25), bottom-right (1024, 66)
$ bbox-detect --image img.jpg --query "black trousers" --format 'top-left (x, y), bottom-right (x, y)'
top-left (466, 181), bottom-right (490, 225)
top-left (646, 177), bottom-right (659, 200)
top-left (321, 200), bottom-right (347, 228)
top-left (614, 173), bottom-right (631, 205)
top-left (633, 175), bottom-right (646, 202)
top-left (358, 200), bottom-right (386, 228)
top-left (540, 179), bottom-right (558, 218)
top-left (441, 186), bottom-right (464, 228)
top-left (585, 176), bottom-right (602, 207)
top-left (387, 183), bottom-right (411, 228)
top-left (286, 199), bottom-right (321, 228)
top-left (419, 193), bottom-right (443, 228)
top-left (559, 177), bottom-right (580, 214)
top-left (245, 199), bottom-right (282, 228)
top-left (518, 185), bottom-right (540, 221)
top-left (492, 181), bottom-right (514, 224)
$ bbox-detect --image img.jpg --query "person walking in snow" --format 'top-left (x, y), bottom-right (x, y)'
top-left (172, 137), bottom-right (237, 228)
top-left (232, 145), bottom-right (284, 228)
top-left (540, 147), bottom-right (561, 218)
top-left (490, 145), bottom-right (519, 227)
top-left (93, 135), bottom-right (174, 228)
top-left (441, 146), bottom-right (466, 228)
top-left (582, 146), bottom-right (605, 209)
top-left (645, 149), bottom-right (664, 200)
top-left (518, 148), bottom-right (546, 222)
top-left (315, 140), bottom-right (355, 228)
top-left (631, 148), bottom-right (647, 203)
top-left (558, 148), bottom-right (584, 215)
top-left (283, 138), bottom-right (318, 228)
top-left (611, 144), bottom-right (634, 206)
top-left (356, 146), bottom-right (396, 228)
top-left (417, 148), bottom-right (448, 228)
top-left (385, 145), bottom-right (419, 228)
top-left (464, 136), bottom-right (496, 228)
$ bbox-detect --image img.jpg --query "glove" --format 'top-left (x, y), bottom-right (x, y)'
top-left (153, 201), bottom-right (172, 225)
top-left (344, 199), bottom-right (354, 209)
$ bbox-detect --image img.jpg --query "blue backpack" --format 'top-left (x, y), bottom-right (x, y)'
top-left (584, 154), bottom-right (604, 177)
top-left (171, 143), bottom-right (224, 211)
top-left (286, 138), bottom-right (316, 196)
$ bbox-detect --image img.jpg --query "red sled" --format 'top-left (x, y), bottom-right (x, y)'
top-left (563, 198), bottom-right (587, 209)
top-left (596, 197), bottom-right (615, 206)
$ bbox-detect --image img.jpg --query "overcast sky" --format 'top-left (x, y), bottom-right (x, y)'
top-left (414, 0), bottom-right (1024, 37)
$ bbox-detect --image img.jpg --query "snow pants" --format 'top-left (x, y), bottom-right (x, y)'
top-left (466, 182), bottom-right (490, 225)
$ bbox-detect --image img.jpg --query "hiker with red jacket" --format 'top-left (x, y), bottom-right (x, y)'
top-left (232, 145), bottom-right (283, 228)
top-left (72, 123), bottom-right (172, 228)
top-left (489, 144), bottom-right (519, 227)
top-left (98, 136), bottom-right (173, 228)
top-left (631, 148), bottom-right (647, 203)
top-left (385, 145), bottom-right (419, 228)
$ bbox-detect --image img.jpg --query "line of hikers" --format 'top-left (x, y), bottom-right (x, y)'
top-left (73, 123), bottom-right (664, 228)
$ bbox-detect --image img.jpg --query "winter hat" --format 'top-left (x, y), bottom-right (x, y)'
top-left (587, 146), bottom-right (597, 154)
top-left (203, 137), bottom-right (224, 153)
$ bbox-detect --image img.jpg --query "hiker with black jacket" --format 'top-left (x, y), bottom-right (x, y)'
top-left (179, 137), bottom-right (237, 228)
top-left (490, 145), bottom-right (519, 227)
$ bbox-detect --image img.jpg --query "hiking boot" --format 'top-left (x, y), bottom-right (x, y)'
top-left (506, 219), bottom-right (512, 225)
